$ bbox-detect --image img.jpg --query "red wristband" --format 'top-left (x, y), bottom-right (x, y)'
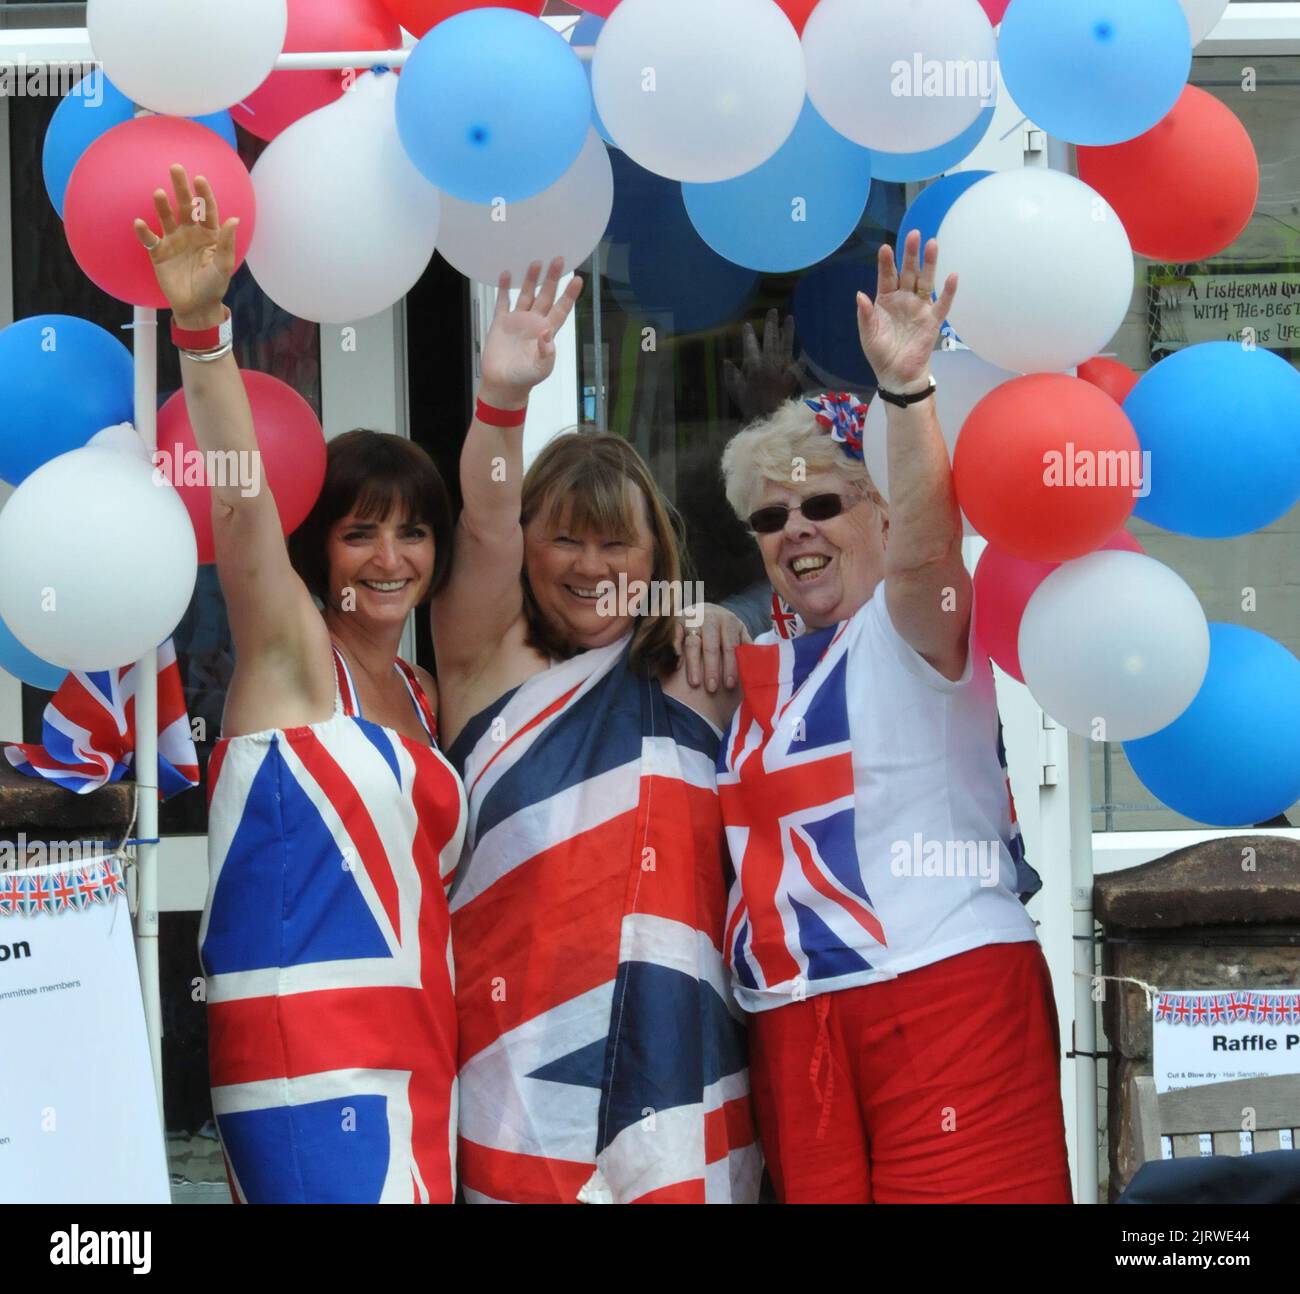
top-left (171, 306), bottom-right (232, 352)
top-left (475, 397), bottom-right (527, 428)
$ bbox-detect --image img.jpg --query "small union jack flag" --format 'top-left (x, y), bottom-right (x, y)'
top-left (1154, 994), bottom-right (1175, 1022)
top-left (1232, 991), bottom-right (1252, 1021)
top-left (1284, 996), bottom-right (1300, 1026)
top-left (1190, 996), bottom-right (1209, 1026)
top-left (75, 866), bottom-right (102, 908)
top-left (0, 873), bottom-right (25, 916)
top-left (23, 872), bottom-right (52, 915)
top-left (50, 870), bottom-right (79, 913)
top-left (1265, 995), bottom-right (1285, 1026)
top-left (1248, 993), bottom-right (1269, 1024)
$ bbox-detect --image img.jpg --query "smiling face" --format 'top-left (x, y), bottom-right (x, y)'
top-left (325, 506), bottom-right (435, 629)
top-left (523, 487), bottom-right (656, 652)
top-left (752, 468), bottom-right (888, 629)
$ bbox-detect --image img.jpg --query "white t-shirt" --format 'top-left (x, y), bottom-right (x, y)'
top-left (716, 588), bottom-right (1038, 1013)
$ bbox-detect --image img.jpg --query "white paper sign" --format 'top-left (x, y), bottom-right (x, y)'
top-left (1152, 989), bottom-right (1300, 1095)
top-left (0, 858), bottom-right (170, 1203)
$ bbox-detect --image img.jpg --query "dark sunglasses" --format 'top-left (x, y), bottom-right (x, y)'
top-left (747, 492), bottom-right (862, 535)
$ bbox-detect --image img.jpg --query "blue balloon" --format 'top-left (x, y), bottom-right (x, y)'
top-left (396, 9), bottom-right (591, 204)
top-left (869, 103), bottom-right (994, 182)
top-left (572, 14), bottom-right (615, 148)
top-left (1123, 342), bottom-right (1300, 538)
top-left (0, 316), bottom-right (135, 485)
top-left (606, 150), bottom-right (757, 335)
top-left (682, 100), bottom-right (873, 273)
top-left (896, 171), bottom-right (991, 262)
top-left (0, 612), bottom-right (66, 691)
top-left (43, 68), bottom-right (237, 219)
top-left (998, 0), bottom-right (1191, 146)
top-left (1124, 624), bottom-right (1300, 826)
top-left (792, 253), bottom-right (880, 389)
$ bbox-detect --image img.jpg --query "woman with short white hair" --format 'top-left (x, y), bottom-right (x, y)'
top-left (715, 231), bottom-right (1071, 1204)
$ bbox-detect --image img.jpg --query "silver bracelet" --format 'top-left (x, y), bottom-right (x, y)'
top-left (180, 341), bottom-right (234, 364)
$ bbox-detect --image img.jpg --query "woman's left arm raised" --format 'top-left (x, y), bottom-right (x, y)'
top-left (857, 230), bottom-right (971, 682)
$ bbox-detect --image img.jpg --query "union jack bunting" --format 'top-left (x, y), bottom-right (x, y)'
top-left (1155, 990), bottom-right (1300, 1025)
top-left (4, 638), bottom-right (198, 799)
top-left (0, 858), bottom-right (126, 918)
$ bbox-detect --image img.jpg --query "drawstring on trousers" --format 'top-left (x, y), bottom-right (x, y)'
top-left (808, 994), bottom-right (835, 1140)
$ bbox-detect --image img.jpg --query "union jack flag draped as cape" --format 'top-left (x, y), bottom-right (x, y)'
top-left (447, 635), bottom-right (761, 1204)
top-left (4, 638), bottom-right (199, 800)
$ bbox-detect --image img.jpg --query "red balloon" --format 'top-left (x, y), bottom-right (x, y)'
top-left (232, 0), bottom-right (403, 142)
top-left (64, 116), bottom-right (255, 309)
top-left (974, 531), bottom-right (1143, 681)
top-left (380, 0), bottom-right (543, 38)
top-left (1076, 86), bottom-right (1258, 262)
top-left (979, 0), bottom-right (1011, 22)
top-left (572, 0), bottom-right (620, 16)
top-left (953, 374), bottom-right (1141, 562)
top-left (156, 371), bottom-right (326, 565)
top-left (1077, 356), bottom-right (1138, 407)
top-left (774, 0), bottom-right (819, 34)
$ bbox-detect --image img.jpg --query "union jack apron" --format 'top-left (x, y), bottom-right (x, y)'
top-left (200, 645), bottom-right (466, 1203)
top-left (447, 637), bottom-right (761, 1204)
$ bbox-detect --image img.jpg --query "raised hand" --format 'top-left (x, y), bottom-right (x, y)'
top-left (480, 257), bottom-right (584, 408)
top-left (856, 229), bottom-right (958, 391)
top-left (133, 163), bottom-right (238, 328)
top-left (724, 307), bottom-right (810, 423)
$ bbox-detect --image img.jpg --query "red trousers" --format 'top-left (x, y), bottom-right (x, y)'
top-left (748, 941), bottom-right (1073, 1203)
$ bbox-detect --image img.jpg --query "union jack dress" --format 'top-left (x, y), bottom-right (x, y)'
top-left (447, 636), bottom-right (761, 1204)
top-left (200, 645), bottom-right (467, 1204)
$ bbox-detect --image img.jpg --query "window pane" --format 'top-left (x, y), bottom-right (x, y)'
top-left (1091, 53), bottom-right (1300, 831)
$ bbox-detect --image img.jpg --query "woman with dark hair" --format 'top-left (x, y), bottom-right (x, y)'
top-left (136, 165), bottom-right (466, 1203)
top-left (433, 260), bottom-right (760, 1205)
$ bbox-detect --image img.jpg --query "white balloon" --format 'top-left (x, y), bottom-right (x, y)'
top-left (87, 423), bottom-right (151, 465)
top-left (87, 0), bottom-right (287, 117)
top-left (248, 72), bottom-right (441, 325)
top-left (862, 348), bottom-right (1017, 534)
top-left (935, 169), bottom-right (1134, 374)
top-left (1180, 0), bottom-right (1231, 46)
top-left (0, 448), bottom-right (197, 671)
top-left (1019, 551), bottom-right (1209, 742)
top-left (437, 131), bottom-right (613, 285)
top-left (803, 0), bottom-right (996, 154)
top-left (592, 0), bottom-right (805, 182)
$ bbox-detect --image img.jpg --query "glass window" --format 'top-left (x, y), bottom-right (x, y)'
top-left (1090, 53), bottom-right (1299, 831)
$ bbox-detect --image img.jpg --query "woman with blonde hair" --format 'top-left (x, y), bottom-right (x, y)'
top-left (715, 231), bottom-right (1069, 1203)
top-left (433, 260), bottom-right (759, 1204)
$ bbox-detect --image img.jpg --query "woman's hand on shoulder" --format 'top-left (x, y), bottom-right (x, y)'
top-left (676, 602), bottom-right (750, 694)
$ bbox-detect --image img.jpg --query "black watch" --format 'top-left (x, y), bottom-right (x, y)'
top-left (876, 375), bottom-right (937, 408)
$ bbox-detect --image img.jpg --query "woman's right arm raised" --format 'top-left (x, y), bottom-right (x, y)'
top-left (135, 164), bottom-right (322, 679)
top-left (432, 258), bottom-right (582, 675)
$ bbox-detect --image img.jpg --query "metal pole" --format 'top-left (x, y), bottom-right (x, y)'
top-left (591, 241), bottom-right (606, 432)
top-left (1046, 129), bottom-right (1099, 1203)
top-left (131, 304), bottom-right (163, 1128)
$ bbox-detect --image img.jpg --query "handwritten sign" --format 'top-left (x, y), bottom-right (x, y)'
top-left (1150, 271), bottom-right (1300, 352)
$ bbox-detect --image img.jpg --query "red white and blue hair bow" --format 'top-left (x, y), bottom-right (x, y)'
top-left (804, 391), bottom-right (867, 462)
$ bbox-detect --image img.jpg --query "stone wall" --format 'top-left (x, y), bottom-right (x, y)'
top-left (1095, 835), bottom-right (1300, 1199)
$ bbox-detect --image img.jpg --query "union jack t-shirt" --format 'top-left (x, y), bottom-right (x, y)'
top-left (716, 590), bottom-right (1039, 1012)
